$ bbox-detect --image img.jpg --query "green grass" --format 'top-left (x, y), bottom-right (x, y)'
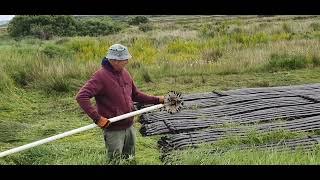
top-left (165, 145), bottom-right (320, 165)
top-left (2, 67), bottom-right (320, 165)
top-left (1, 15), bottom-right (320, 165)
top-left (163, 130), bottom-right (319, 165)
top-left (262, 53), bottom-right (320, 72)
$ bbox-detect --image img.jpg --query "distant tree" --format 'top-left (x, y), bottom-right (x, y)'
top-left (7, 15), bottom-right (122, 39)
top-left (77, 19), bottom-right (121, 36)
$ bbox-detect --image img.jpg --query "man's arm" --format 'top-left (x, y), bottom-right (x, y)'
top-left (76, 72), bottom-right (103, 123)
top-left (131, 80), bottom-right (163, 104)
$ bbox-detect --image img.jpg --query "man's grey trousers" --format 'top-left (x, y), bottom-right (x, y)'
top-left (103, 125), bottom-right (136, 160)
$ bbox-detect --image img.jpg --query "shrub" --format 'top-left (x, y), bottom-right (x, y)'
top-left (130, 38), bottom-right (157, 64)
top-left (77, 19), bottom-right (121, 36)
top-left (41, 44), bottom-right (72, 58)
top-left (7, 15), bottom-right (122, 38)
top-left (201, 49), bottom-right (222, 63)
top-left (140, 67), bottom-right (153, 83)
top-left (138, 23), bottom-right (152, 32)
top-left (55, 37), bottom-right (70, 45)
top-left (227, 27), bottom-right (242, 34)
top-left (63, 37), bottom-right (109, 60)
top-left (309, 23), bottom-right (320, 31)
top-left (271, 33), bottom-right (292, 41)
top-left (166, 39), bottom-right (199, 54)
top-left (199, 23), bottom-right (216, 38)
top-left (38, 76), bottom-right (72, 94)
top-left (8, 15), bottom-right (79, 39)
top-left (11, 70), bottom-right (29, 86)
top-left (309, 53), bottom-right (320, 67)
top-left (7, 16), bottom-right (34, 37)
top-left (282, 23), bottom-right (292, 33)
top-left (9, 66), bottom-right (36, 87)
top-left (264, 54), bottom-right (308, 72)
top-left (231, 32), bottom-right (269, 47)
top-left (49, 77), bottom-right (71, 93)
top-left (128, 16), bottom-right (149, 25)
top-left (199, 23), bottom-right (228, 38)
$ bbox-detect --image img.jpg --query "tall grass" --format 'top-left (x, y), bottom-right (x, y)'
top-left (0, 43), bottom-right (100, 94)
top-left (3, 34), bottom-right (319, 92)
top-left (63, 36), bottom-right (112, 61)
top-left (230, 32), bottom-right (270, 47)
top-left (130, 37), bottom-right (158, 64)
top-left (0, 68), bottom-right (14, 92)
top-left (1, 16), bottom-right (320, 94)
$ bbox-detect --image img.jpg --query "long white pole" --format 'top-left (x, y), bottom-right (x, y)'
top-left (0, 104), bottom-right (164, 158)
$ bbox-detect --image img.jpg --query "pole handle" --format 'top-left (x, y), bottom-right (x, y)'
top-left (0, 104), bottom-right (164, 158)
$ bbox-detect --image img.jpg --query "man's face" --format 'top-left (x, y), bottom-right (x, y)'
top-left (109, 59), bottom-right (129, 71)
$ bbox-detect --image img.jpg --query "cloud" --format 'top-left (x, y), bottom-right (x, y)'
top-left (0, 15), bottom-right (15, 21)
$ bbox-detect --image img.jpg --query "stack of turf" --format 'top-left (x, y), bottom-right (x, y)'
top-left (137, 83), bottom-right (320, 153)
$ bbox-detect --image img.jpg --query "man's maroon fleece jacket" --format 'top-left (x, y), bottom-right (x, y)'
top-left (76, 60), bottom-right (160, 130)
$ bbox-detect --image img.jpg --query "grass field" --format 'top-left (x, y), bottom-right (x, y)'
top-left (1, 15), bottom-right (320, 165)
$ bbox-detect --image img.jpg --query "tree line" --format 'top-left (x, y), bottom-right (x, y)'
top-left (7, 15), bottom-right (149, 40)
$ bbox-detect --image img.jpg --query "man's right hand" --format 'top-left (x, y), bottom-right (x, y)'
top-left (97, 117), bottom-right (111, 128)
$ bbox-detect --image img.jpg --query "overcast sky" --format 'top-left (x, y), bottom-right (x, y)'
top-left (0, 15), bottom-right (15, 21)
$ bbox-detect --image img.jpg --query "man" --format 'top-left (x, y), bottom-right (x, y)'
top-left (76, 44), bottom-right (164, 163)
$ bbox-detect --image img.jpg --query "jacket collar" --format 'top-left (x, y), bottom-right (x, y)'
top-left (102, 58), bottom-right (124, 75)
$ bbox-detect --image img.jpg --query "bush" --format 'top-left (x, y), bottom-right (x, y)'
top-left (140, 67), bottom-right (153, 83)
top-left (7, 15), bottom-right (122, 38)
top-left (55, 37), bottom-right (70, 45)
top-left (231, 32), bottom-right (269, 47)
top-left (282, 23), bottom-right (292, 33)
top-left (128, 16), bottom-right (149, 25)
top-left (271, 33), bottom-right (292, 41)
top-left (166, 39), bottom-right (199, 54)
top-left (63, 37), bottom-right (109, 60)
top-left (7, 16), bottom-right (34, 37)
top-left (199, 23), bottom-right (216, 38)
top-left (9, 65), bottom-right (36, 87)
top-left (138, 23), bottom-right (152, 32)
top-left (41, 44), bottom-right (73, 58)
top-left (11, 70), bottom-right (29, 86)
top-left (8, 15), bottom-right (79, 39)
top-left (199, 23), bottom-right (228, 38)
top-left (77, 19), bottom-right (121, 36)
top-left (201, 49), bottom-right (223, 63)
top-left (309, 23), bottom-right (320, 31)
top-left (309, 53), bottom-right (320, 67)
top-left (264, 54), bottom-right (308, 72)
top-left (37, 75), bottom-right (73, 94)
top-left (130, 38), bottom-right (158, 64)
top-left (49, 77), bottom-right (71, 93)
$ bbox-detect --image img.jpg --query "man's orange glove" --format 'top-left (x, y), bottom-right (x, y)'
top-left (97, 117), bottom-right (111, 128)
top-left (157, 96), bottom-right (165, 104)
